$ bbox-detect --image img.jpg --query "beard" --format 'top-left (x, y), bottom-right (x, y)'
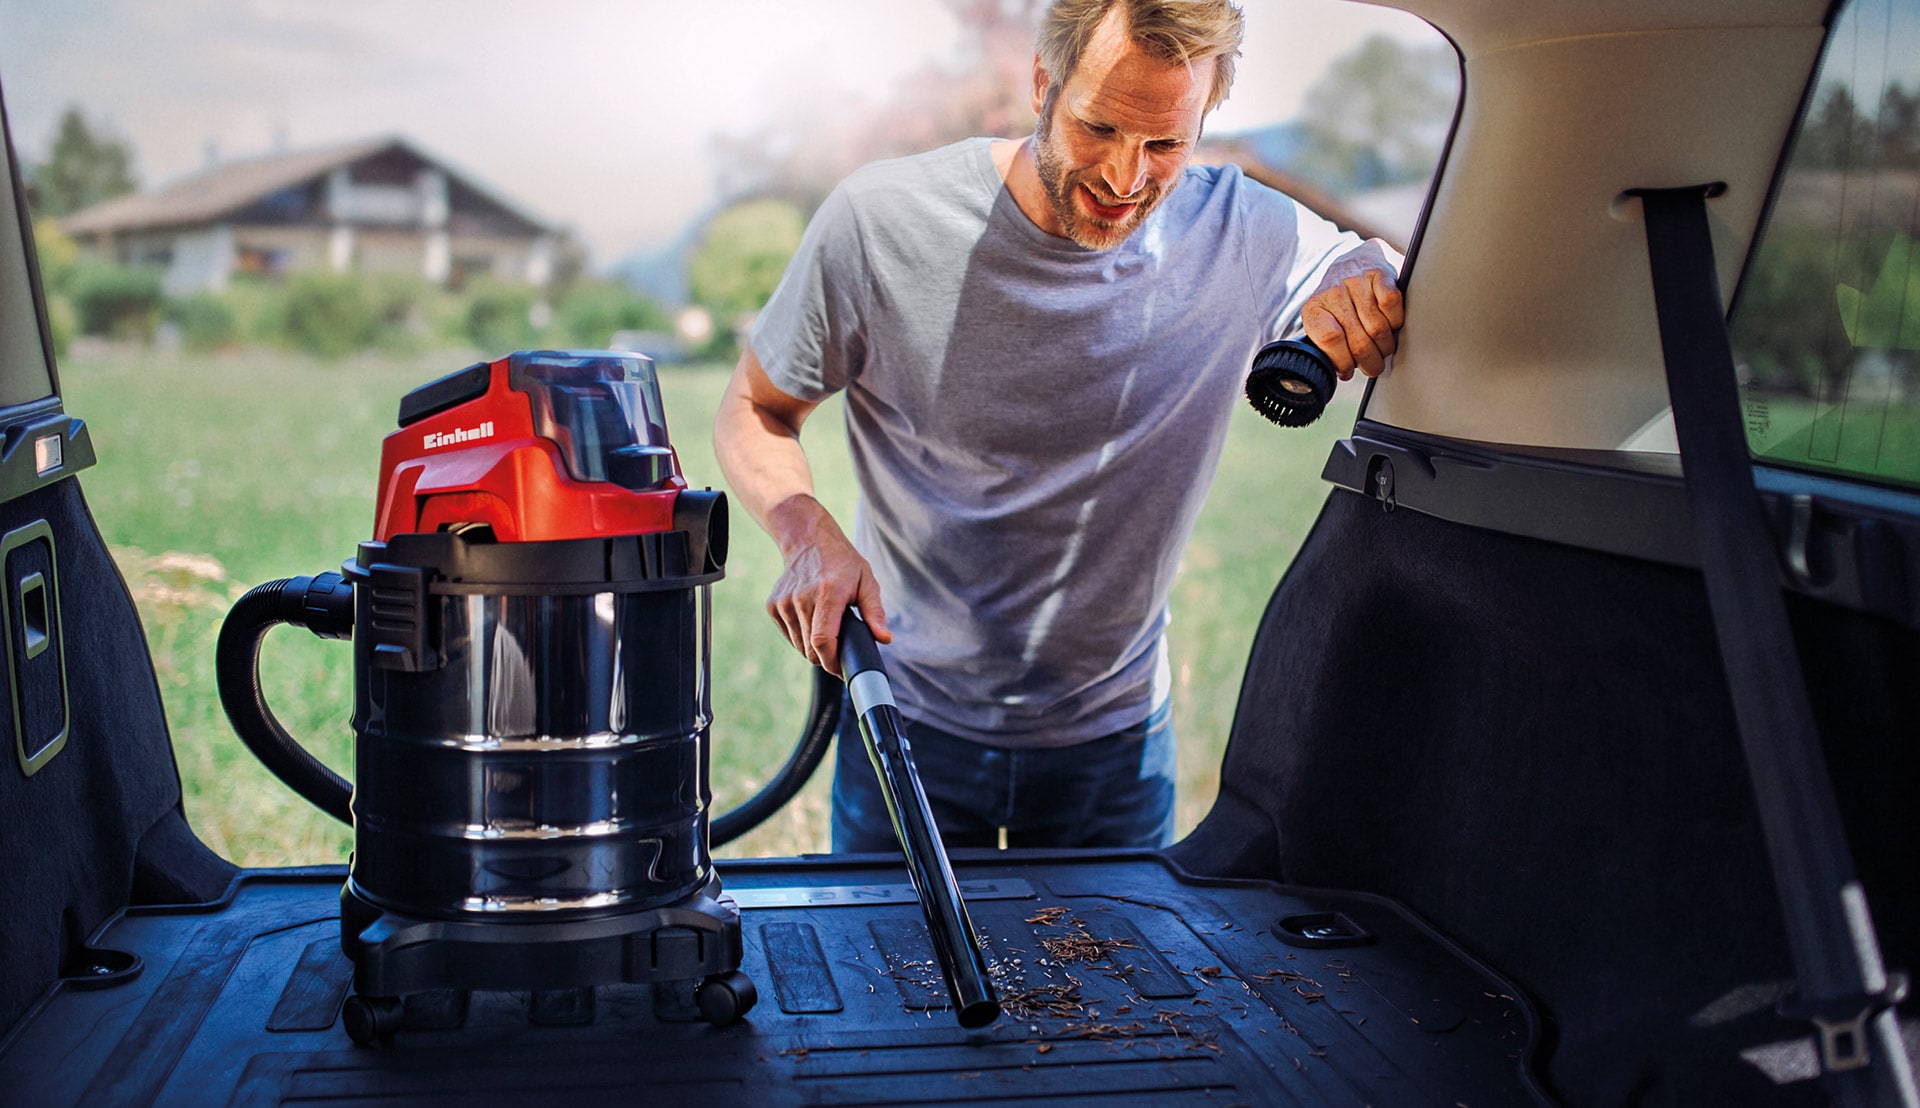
top-left (1032, 102), bottom-right (1171, 251)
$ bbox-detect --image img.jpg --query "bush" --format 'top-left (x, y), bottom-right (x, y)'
top-left (688, 199), bottom-right (806, 326)
top-left (280, 272), bottom-right (378, 359)
top-left (221, 275), bottom-right (286, 347)
top-left (551, 282), bottom-right (671, 349)
top-left (462, 280), bottom-right (539, 355)
top-left (68, 262), bottom-right (163, 339)
top-left (54, 267), bottom-right (572, 359)
top-left (44, 295), bottom-right (76, 358)
top-left (164, 293), bottom-right (237, 351)
top-left (30, 218), bottom-right (79, 293)
top-left (358, 274), bottom-right (454, 354)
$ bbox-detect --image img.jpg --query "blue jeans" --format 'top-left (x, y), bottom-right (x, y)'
top-left (829, 701), bottom-right (1176, 852)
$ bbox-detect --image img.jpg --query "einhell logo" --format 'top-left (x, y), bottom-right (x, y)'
top-left (423, 421), bottom-right (495, 451)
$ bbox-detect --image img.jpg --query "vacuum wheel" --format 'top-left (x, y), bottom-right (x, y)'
top-left (695, 970), bottom-right (758, 1026)
top-left (343, 994), bottom-right (405, 1044)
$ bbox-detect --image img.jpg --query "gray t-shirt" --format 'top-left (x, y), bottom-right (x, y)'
top-left (752, 137), bottom-right (1390, 748)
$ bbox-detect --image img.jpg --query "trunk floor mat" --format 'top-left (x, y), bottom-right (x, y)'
top-left (0, 852), bottom-right (1542, 1106)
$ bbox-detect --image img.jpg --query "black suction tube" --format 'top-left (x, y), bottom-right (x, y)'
top-left (710, 666), bottom-right (843, 847)
top-left (216, 573), bottom-right (356, 825)
top-left (839, 609), bottom-right (1000, 1029)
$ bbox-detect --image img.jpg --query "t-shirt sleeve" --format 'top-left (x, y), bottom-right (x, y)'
top-left (748, 184), bottom-right (871, 403)
top-left (1242, 181), bottom-right (1405, 344)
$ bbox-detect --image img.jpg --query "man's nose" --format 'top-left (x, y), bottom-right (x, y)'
top-left (1103, 145), bottom-right (1148, 198)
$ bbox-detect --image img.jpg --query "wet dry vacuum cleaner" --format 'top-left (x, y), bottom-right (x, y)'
top-left (216, 349), bottom-right (996, 1043)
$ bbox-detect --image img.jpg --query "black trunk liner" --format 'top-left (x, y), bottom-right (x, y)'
top-left (0, 853), bottom-right (1544, 1106)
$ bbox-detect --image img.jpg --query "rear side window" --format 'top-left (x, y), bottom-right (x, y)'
top-left (1730, 0), bottom-right (1920, 489)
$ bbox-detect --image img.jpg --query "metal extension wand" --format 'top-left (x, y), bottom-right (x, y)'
top-left (838, 609), bottom-right (1000, 1028)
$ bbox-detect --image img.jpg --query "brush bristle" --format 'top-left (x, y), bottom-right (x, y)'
top-left (1244, 339), bottom-right (1337, 428)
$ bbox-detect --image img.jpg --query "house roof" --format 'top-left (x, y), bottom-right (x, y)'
top-left (61, 135), bottom-right (549, 237)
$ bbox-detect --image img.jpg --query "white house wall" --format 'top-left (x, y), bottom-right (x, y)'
top-left (161, 224), bottom-right (234, 296)
top-left (73, 182), bottom-right (545, 292)
top-left (230, 226), bottom-right (331, 280)
top-left (448, 232), bottom-right (552, 286)
top-left (160, 225), bottom-right (538, 288)
top-left (356, 228), bottom-right (433, 278)
top-left (324, 166), bottom-right (450, 228)
top-left (424, 228), bottom-right (451, 283)
top-left (328, 226), bottom-right (353, 273)
top-left (417, 170), bottom-right (448, 228)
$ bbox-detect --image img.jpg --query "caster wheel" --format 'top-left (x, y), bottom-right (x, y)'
top-left (695, 970), bottom-right (758, 1026)
top-left (343, 994), bottom-right (404, 1044)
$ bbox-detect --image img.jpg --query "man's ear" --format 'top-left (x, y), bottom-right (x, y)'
top-left (1031, 53), bottom-right (1050, 115)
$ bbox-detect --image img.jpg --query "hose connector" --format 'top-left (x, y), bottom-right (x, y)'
top-left (286, 572), bottom-right (355, 639)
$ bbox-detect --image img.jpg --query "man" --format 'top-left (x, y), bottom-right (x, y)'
top-left (713, 0), bottom-right (1403, 852)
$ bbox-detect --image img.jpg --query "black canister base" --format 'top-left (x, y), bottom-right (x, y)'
top-left (339, 875), bottom-right (750, 1042)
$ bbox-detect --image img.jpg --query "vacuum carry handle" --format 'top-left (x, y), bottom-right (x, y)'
top-left (839, 609), bottom-right (1000, 1029)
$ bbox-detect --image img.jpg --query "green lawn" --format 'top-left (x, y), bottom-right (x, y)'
top-left (62, 345), bottom-right (1354, 865)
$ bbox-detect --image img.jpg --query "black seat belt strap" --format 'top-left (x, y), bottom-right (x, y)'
top-left (1633, 184), bottom-right (1915, 1106)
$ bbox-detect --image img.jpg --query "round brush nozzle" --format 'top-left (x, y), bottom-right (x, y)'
top-left (1245, 338), bottom-right (1337, 428)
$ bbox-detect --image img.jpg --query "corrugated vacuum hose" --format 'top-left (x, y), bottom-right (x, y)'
top-left (215, 573), bottom-right (356, 824)
top-left (217, 568), bottom-right (846, 846)
top-left (709, 666), bottom-right (842, 847)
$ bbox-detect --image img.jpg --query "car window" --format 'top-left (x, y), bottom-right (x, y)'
top-left (1730, 0), bottom-right (1920, 489)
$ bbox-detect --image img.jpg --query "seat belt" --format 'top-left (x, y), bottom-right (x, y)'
top-left (1633, 184), bottom-right (1916, 1106)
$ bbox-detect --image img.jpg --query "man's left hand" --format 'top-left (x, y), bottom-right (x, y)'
top-left (1302, 267), bottom-right (1404, 379)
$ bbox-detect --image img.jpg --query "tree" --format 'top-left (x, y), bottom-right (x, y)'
top-left (1875, 83), bottom-right (1920, 169)
top-left (32, 106), bottom-right (138, 218)
top-left (1786, 80), bottom-right (1920, 169)
top-left (1795, 84), bottom-right (1875, 169)
top-left (686, 199), bottom-right (807, 344)
top-left (1293, 35), bottom-right (1458, 193)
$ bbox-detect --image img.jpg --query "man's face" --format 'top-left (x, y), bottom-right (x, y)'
top-left (1031, 13), bottom-right (1214, 250)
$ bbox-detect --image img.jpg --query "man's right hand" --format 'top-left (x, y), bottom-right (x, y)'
top-left (1301, 265), bottom-right (1404, 380)
top-left (765, 495), bottom-right (891, 676)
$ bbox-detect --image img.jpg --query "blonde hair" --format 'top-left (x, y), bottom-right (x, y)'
top-left (1036, 0), bottom-right (1245, 112)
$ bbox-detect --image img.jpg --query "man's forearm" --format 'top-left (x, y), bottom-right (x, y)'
top-left (711, 351), bottom-right (834, 556)
top-left (712, 348), bottom-right (892, 658)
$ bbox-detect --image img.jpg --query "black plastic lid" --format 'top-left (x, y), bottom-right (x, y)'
top-left (398, 362), bottom-right (492, 427)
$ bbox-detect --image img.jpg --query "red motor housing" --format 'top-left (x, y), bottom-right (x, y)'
top-left (373, 350), bottom-right (686, 542)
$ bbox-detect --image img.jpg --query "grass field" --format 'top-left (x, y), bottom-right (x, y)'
top-left (62, 345), bottom-right (1356, 865)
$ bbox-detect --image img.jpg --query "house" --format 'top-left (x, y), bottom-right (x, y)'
top-left (61, 136), bottom-right (555, 295)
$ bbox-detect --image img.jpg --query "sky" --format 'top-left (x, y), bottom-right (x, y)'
top-left (0, 0), bottom-right (1441, 270)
